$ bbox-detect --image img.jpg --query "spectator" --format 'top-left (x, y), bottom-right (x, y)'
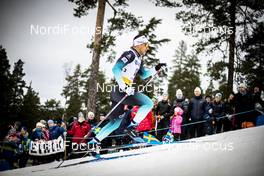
top-left (205, 95), bottom-right (212, 104)
top-left (48, 120), bottom-right (65, 140)
top-left (252, 86), bottom-right (263, 106)
top-left (224, 92), bottom-right (235, 131)
top-left (31, 122), bottom-right (46, 141)
top-left (152, 97), bottom-right (159, 114)
top-left (67, 112), bottom-right (91, 144)
top-left (17, 127), bottom-right (30, 168)
top-left (1, 123), bottom-right (21, 169)
top-left (203, 95), bottom-right (213, 135)
top-left (87, 111), bottom-right (97, 127)
top-left (40, 120), bottom-right (47, 128)
top-left (7, 121), bottom-right (21, 137)
top-left (67, 117), bottom-right (78, 130)
top-left (187, 87), bottom-right (208, 138)
top-left (252, 86), bottom-right (264, 121)
top-left (131, 106), bottom-right (153, 133)
top-left (169, 89), bottom-right (189, 140)
top-left (212, 93), bottom-right (225, 133)
top-left (155, 94), bottom-right (171, 140)
top-left (40, 120), bottom-right (49, 141)
top-left (170, 107), bottom-right (183, 141)
top-left (234, 83), bottom-right (255, 128)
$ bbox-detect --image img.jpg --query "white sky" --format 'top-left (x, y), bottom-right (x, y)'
top-left (0, 0), bottom-right (212, 106)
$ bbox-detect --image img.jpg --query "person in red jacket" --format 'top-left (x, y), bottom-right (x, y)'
top-left (131, 106), bottom-right (153, 132)
top-left (67, 112), bottom-right (91, 144)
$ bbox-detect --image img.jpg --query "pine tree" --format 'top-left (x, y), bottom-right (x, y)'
top-left (0, 46), bottom-right (12, 124)
top-left (239, 22), bottom-right (264, 88)
top-left (40, 99), bottom-right (65, 120)
top-left (62, 64), bottom-right (83, 119)
top-left (168, 41), bottom-right (201, 101)
top-left (174, 0), bottom-right (264, 94)
top-left (205, 79), bottom-right (215, 96)
top-left (20, 83), bottom-right (41, 129)
top-left (9, 59), bottom-right (26, 119)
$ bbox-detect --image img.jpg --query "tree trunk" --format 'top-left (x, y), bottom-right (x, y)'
top-left (87, 0), bottom-right (106, 114)
top-left (228, 0), bottom-right (236, 94)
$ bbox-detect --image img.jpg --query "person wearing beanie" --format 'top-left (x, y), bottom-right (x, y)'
top-left (211, 92), bottom-right (225, 134)
top-left (155, 93), bottom-right (171, 140)
top-left (48, 119), bottom-right (65, 140)
top-left (170, 107), bottom-right (183, 141)
top-left (87, 111), bottom-right (97, 127)
top-left (31, 122), bottom-right (45, 141)
top-left (169, 89), bottom-right (189, 140)
top-left (187, 87), bottom-right (209, 138)
top-left (234, 83), bottom-right (255, 128)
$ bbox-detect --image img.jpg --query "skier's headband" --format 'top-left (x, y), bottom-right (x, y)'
top-left (133, 36), bottom-right (149, 46)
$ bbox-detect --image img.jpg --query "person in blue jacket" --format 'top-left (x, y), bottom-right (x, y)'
top-left (89, 35), bottom-right (166, 144)
top-left (48, 120), bottom-right (65, 140)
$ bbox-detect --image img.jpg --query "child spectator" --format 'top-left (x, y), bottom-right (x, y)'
top-left (170, 107), bottom-right (183, 141)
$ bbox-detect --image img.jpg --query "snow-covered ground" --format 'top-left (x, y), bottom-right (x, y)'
top-left (2, 126), bottom-right (264, 176)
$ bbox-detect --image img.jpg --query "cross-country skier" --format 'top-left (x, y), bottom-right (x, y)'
top-left (88, 35), bottom-right (166, 144)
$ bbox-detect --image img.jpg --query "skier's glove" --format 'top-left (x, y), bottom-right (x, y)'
top-left (125, 86), bottom-right (135, 96)
top-left (155, 63), bottom-right (167, 71)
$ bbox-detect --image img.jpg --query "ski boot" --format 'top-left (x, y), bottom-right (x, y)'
top-left (125, 120), bottom-right (145, 143)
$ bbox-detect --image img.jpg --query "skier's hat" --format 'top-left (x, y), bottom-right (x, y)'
top-left (133, 35), bottom-right (149, 46)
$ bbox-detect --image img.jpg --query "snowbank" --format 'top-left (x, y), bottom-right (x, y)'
top-left (2, 126), bottom-right (264, 176)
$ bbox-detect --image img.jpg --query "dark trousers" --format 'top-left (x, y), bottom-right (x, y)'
top-left (223, 118), bottom-right (232, 132)
top-left (215, 118), bottom-right (223, 133)
top-left (173, 133), bottom-right (180, 141)
top-left (204, 120), bottom-right (213, 135)
top-left (189, 120), bottom-right (204, 138)
top-left (157, 119), bottom-right (169, 141)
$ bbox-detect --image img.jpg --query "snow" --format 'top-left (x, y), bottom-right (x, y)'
top-left (2, 126), bottom-right (264, 176)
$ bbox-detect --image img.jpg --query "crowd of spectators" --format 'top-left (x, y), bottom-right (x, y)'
top-left (0, 84), bottom-right (263, 170)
